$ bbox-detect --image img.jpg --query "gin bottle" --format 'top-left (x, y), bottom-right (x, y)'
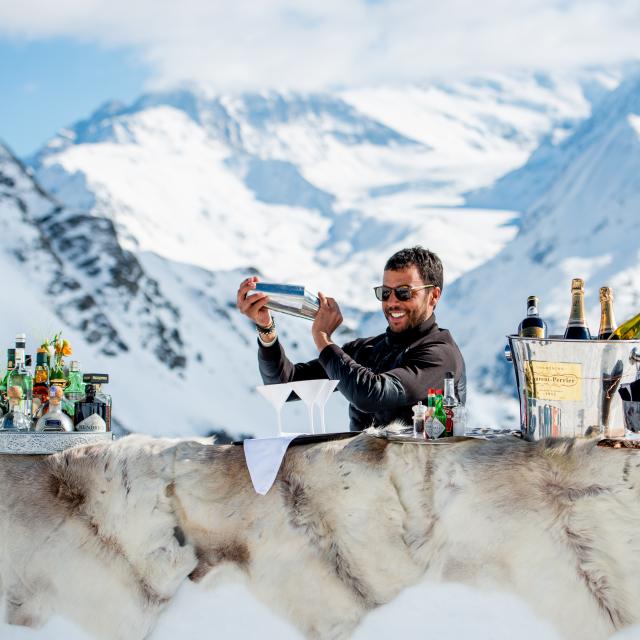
top-left (64, 361), bottom-right (85, 417)
top-left (74, 384), bottom-right (108, 432)
top-left (0, 348), bottom-right (15, 414)
top-left (7, 349), bottom-right (32, 418)
top-left (35, 386), bottom-right (73, 432)
top-left (0, 386), bottom-right (32, 431)
top-left (83, 373), bottom-right (111, 431)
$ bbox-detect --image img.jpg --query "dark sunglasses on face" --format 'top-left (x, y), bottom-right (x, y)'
top-left (373, 284), bottom-right (435, 302)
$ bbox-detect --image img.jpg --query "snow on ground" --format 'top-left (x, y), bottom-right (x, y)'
top-left (4, 579), bottom-right (640, 639)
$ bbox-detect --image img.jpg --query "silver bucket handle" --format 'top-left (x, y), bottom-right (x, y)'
top-left (631, 347), bottom-right (640, 365)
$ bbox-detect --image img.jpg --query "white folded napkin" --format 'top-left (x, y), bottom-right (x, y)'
top-left (243, 434), bottom-right (303, 495)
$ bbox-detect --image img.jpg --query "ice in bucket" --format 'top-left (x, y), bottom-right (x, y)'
top-left (249, 283), bottom-right (319, 320)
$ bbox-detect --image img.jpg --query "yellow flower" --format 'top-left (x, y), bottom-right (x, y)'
top-left (62, 340), bottom-right (72, 356)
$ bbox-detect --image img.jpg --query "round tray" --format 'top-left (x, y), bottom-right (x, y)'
top-left (0, 432), bottom-right (114, 454)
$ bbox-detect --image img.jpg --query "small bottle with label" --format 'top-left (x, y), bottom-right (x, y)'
top-left (74, 384), bottom-right (108, 432)
top-left (35, 386), bottom-right (73, 432)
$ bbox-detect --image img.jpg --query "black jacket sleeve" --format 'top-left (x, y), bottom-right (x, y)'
top-left (318, 341), bottom-right (461, 413)
top-left (317, 343), bottom-right (406, 412)
top-left (257, 337), bottom-right (328, 384)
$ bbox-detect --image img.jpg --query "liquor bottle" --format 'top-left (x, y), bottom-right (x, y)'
top-left (0, 386), bottom-right (32, 431)
top-left (49, 356), bottom-right (67, 390)
top-left (443, 371), bottom-right (467, 437)
top-left (563, 278), bottom-right (591, 340)
top-left (0, 348), bottom-right (15, 410)
top-left (518, 296), bottom-right (547, 338)
top-left (597, 287), bottom-right (617, 340)
top-left (84, 373), bottom-right (111, 431)
top-left (34, 386), bottom-right (73, 432)
top-left (64, 361), bottom-right (85, 417)
top-left (7, 348), bottom-right (32, 418)
top-left (74, 384), bottom-right (108, 432)
top-left (608, 311), bottom-right (640, 341)
top-left (32, 350), bottom-right (50, 418)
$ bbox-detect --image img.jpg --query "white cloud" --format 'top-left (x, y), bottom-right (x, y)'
top-left (0, 0), bottom-right (639, 89)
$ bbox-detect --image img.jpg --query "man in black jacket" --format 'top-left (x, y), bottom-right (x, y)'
top-left (236, 246), bottom-right (466, 431)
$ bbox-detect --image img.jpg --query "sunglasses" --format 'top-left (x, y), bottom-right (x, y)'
top-left (373, 284), bottom-right (434, 302)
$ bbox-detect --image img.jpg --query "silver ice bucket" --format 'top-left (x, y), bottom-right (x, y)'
top-left (507, 336), bottom-right (640, 440)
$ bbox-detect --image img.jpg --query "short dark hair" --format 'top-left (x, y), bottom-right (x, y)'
top-left (384, 246), bottom-right (443, 290)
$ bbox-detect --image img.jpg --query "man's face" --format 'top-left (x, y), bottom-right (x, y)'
top-left (381, 266), bottom-right (441, 333)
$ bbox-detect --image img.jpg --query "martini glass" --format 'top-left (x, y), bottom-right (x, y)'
top-left (314, 379), bottom-right (340, 433)
top-left (290, 380), bottom-right (327, 434)
top-left (256, 383), bottom-right (293, 436)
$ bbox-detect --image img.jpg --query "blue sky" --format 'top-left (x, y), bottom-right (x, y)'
top-left (0, 39), bottom-right (149, 156)
top-left (0, 0), bottom-right (638, 157)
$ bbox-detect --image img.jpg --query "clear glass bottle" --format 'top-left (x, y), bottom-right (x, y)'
top-left (64, 361), bottom-right (85, 417)
top-left (443, 371), bottom-right (467, 437)
top-left (35, 386), bottom-right (73, 432)
top-left (0, 386), bottom-right (32, 431)
top-left (7, 349), bottom-right (32, 418)
top-left (518, 295), bottom-right (547, 338)
top-left (73, 384), bottom-right (108, 432)
top-left (563, 278), bottom-right (591, 340)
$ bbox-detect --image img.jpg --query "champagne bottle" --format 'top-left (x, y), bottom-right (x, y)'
top-left (518, 295), bottom-right (547, 338)
top-left (597, 287), bottom-right (616, 339)
top-left (608, 311), bottom-right (640, 341)
top-left (563, 278), bottom-right (591, 340)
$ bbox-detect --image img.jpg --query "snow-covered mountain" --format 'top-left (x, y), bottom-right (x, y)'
top-left (448, 71), bottom-right (640, 417)
top-left (31, 70), bottom-right (616, 311)
top-left (2, 66), bottom-right (635, 436)
top-left (1, 143), bottom-right (329, 436)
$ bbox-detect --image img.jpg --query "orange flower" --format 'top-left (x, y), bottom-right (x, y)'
top-left (61, 340), bottom-right (72, 356)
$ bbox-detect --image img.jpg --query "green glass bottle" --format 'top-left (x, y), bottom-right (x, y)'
top-left (0, 349), bottom-right (16, 396)
top-left (608, 311), bottom-right (640, 341)
top-left (64, 361), bottom-right (86, 417)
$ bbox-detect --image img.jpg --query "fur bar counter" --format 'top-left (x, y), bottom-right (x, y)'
top-left (1, 433), bottom-right (640, 640)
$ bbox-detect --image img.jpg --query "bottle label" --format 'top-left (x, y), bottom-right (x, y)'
top-left (75, 413), bottom-right (107, 432)
top-left (43, 419), bottom-right (64, 432)
top-left (444, 407), bottom-right (454, 434)
top-left (520, 326), bottom-right (546, 338)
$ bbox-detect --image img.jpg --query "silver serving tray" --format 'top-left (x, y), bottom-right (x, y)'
top-left (371, 427), bottom-right (520, 444)
top-left (0, 432), bottom-right (114, 454)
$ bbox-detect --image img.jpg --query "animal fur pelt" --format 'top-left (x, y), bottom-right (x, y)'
top-left (2, 432), bottom-right (640, 639)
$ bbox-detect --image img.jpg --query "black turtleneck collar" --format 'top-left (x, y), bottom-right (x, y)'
top-left (384, 314), bottom-right (437, 346)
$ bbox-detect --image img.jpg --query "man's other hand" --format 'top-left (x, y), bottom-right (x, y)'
top-left (312, 292), bottom-right (343, 352)
top-left (236, 277), bottom-right (273, 328)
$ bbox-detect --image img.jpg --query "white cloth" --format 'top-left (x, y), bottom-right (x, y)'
top-left (243, 434), bottom-right (302, 495)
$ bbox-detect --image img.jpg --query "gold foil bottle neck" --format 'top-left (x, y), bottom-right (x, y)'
top-left (571, 278), bottom-right (585, 292)
top-left (599, 286), bottom-right (613, 302)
